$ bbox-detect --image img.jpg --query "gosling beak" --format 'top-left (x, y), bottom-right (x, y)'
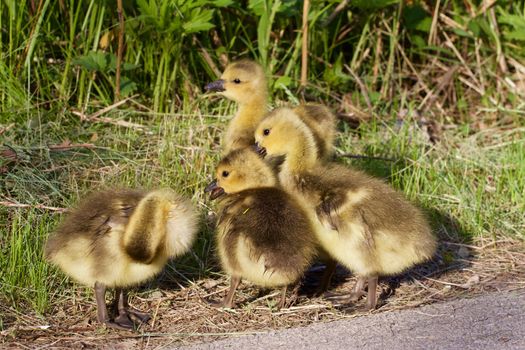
top-left (205, 179), bottom-right (225, 200)
top-left (205, 79), bottom-right (226, 92)
top-left (253, 142), bottom-right (267, 158)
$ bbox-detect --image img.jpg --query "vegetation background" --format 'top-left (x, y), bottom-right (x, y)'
top-left (0, 0), bottom-right (524, 340)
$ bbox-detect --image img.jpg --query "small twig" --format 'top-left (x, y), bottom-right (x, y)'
top-left (48, 142), bottom-right (95, 151)
top-left (16, 0), bottom-right (44, 73)
top-left (477, 0), bottom-right (498, 16)
top-left (0, 123), bottom-right (15, 136)
top-left (344, 64), bottom-right (372, 112)
top-left (194, 38), bottom-right (221, 78)
top-left (337, 153), bottom-right (397, 162)
top-left (251, 291), bottom-right (280, 304)
top-left (0, 201), bottom-right (67, 213)
top-left (272, 304), bottom-right (329, 315)
top-left (418, 65), bottom-right (458, 111)
top-left (300, 0), bottom-right (310, 88)
top-left (444, 240), bottom-right (509, 251)
top-left (323, 0), bottom-right (349, 27)
top-left (427, 0), bottom-right (440, 46)
top-left (150, 299), bottom-right (162, 329)
top-left (200, 286), bottom-right (230, 299)
top-left (79, 95), bottom-right (138, 120)
top-left (442, 31), bottom-right (483, 92)
top-left (115, 0), bottom-right (125, 101)
top-left (73, 111), bottom-right (145, 130)
top-left (488, 7), bottom-right (508, 74)
top-left (72, 95), bottom-right (145, 130)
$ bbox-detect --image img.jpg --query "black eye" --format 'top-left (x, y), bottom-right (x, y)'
top-left (233, 78), bottom-right (241, 84)
top-left (263, 129), bottom-right (270, 136)
top-left (222, 170), bottom-right (229, 177)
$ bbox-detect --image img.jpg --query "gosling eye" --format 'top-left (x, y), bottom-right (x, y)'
top-left (263, 129), bottom-right (270, 136)
top-left (233, 78), bottom-right (241, 84)
top-left (222, 170), bottom-right (230, 178)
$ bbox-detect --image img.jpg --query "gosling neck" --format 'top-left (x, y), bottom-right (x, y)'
top-left (282, 133), bottom-right (318, 176)
top-left (236, 93), bottom-right (269, 128)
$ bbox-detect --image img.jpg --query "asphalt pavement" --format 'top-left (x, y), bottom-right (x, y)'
top-left (180, 290), bottom-right (525, 350)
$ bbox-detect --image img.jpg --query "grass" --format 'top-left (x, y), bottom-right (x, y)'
top-left (1, 98), bottom-right (524, 324)
top-left (1, 0), bottom-right (525, 345)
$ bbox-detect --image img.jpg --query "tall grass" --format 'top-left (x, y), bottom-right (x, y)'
top-left (1, 1), bottom-right (523, 113)
top-left (1, 0), bottom-right (524, 326)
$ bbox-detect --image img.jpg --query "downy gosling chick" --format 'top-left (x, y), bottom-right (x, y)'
top-left (45, 189), bottom-right (199, 329)
top-left (205, 60), bottom-right (268, 155)
top-left (205, 148), bottom-right (318, 309)
top-left (254, 108), bottom-right (437, 309)
top-left (205, 59), bottom-right (337, 159)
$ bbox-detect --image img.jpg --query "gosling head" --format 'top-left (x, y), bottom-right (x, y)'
top-left (205, 148), bottom-right (277, 200)
top-left (254, 107), bottom-right (317, 162)
top-left (205, 60), bottom-right (267, 104)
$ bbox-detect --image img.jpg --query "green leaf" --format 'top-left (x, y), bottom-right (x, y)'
top-left (136, 0), bottom-right (158, 18)
top-left (504, 31), bottom-right (525, 41)
top-left (120, 77), bottom-right (138, 97)
top-left (498, 13), bottom-right (525, 29)
top-left (249, 0), bottom-right (265, 16)
top-left (211, 0), bottom-right (234, 7)
top-left (368, 91), bottom-right (381, 103)
top-left (274, 75), bottom-right (292, 89)
top-left (476, 18), bottom-right (493, 38)
top-left (468, 19), bottom-right (481, 38)
top-left (183, 9), bottom-right (215, 33)
top-left (411, 34), bottom-right (426, 48)
top-left (452, 28), bottom-right (472, 38)
top-left (403, 5), bottom-right (431, 32)
top-left (498, 10), bottom-right (525, 42)
top-left (73, 51), bottom-right (110, 72)
top-left (122, 62), bottom-right (140, 71)
top-left (323, 55), bottom-right (350, 87)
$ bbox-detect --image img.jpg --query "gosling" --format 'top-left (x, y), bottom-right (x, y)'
top-left (254, 108), bottom-right (437, 309)
top-left (205, 148), bottom-right (318, 309)
top-left (205, 59), bottom-right (337, 159)
top-left (45, 189), bottom-right (199, 329)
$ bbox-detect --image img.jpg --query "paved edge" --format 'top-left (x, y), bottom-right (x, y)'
top-left (179, 291), bottom-right (525, 350)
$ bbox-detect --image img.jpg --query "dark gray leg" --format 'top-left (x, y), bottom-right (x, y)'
top-left (349, 276), bottom-right (367, 300)
top-left (95, 282), bottom-right (110, 324)
top-left (115, 289), bottom-right (151, 324)
top-left (113, 289), bottom-right (134, 328)
top-left (219, 276), bottom-right (241, 308)
top-left (324, 275), bottom-right (367, 304)
top-left (277, 285), bottom-right (288, 310)
top-left (366, 276), bottom-right (378, 310)
top-left (316, 259), bottom-right (337, 294)
top-left (94, 282), bottom-right (132, 330)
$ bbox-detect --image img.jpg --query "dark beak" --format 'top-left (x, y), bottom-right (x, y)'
top-left (205, 79), bottom-right (226, 92)
top-left (252, 143), bottom-right (267, 158)
top-left (205, 179), bottom-right (225, 200)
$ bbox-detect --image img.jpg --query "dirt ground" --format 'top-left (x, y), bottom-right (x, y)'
top-left (2, 237), bottom-right (524, 349)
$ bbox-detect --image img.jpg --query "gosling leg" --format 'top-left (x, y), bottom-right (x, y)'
top-left (316, 259), bottom-right (337, 295)
top-left (324, 275), bottom-right (367, 304)
top-left (220, 276), bottom-right (241, 308)
top-left (366, 276), bottom-right (378, 310)
top-left (277, 285), bottom-right (288, 310)
top-left (349, 276), bottom-right (367, 301)
top-left (116, 289), bottom-right (151, 323)
top-left (113, 289), bottom-right (134, 329)
top-left (288, 282), bottom-right (301, 307)
top-left (94, 282), bottom-right (131, 330)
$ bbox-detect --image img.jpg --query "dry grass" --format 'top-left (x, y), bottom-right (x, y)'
top-left (2, 235), bottom-right (523, 349)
